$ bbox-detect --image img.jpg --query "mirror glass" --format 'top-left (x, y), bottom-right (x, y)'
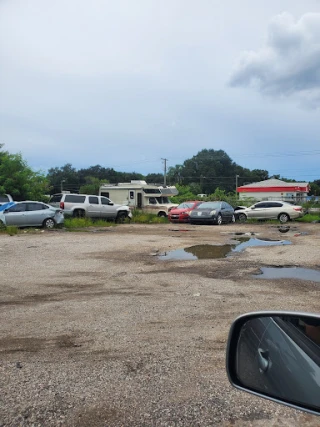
top-left (235, 315), bottom-right (320, 411)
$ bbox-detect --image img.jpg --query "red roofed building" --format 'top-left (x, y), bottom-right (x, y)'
top-left (237, 179), bottom-right (310, 202)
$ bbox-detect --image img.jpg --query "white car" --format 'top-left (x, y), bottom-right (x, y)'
top-left (237, 201), bottom-right (304, 223)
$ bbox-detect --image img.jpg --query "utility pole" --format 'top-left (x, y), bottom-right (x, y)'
top-left (61, 179), bottom-right (66, 193)
top-left (236, 175), bottom-right (239, 199)
top-left (161, 158), bottom-right (168, 187)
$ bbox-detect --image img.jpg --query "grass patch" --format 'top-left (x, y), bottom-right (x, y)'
top-left (64, 217), bottom-right (116, 229)
top-left (5, 226), bottom-right (19, 235)
top-left (296, 214), bottom-right (320, 223)
top-left (131, 210), bottom-right (169, 224)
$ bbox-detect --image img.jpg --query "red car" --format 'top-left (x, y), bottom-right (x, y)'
top-left (168, 201), bottom-right (202, 223)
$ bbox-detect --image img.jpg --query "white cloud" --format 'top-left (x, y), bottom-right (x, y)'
top-left (229, 12), bottom-right (320, 108)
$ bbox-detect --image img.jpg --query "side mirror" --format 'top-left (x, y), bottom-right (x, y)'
top-left (108, 202), bottom-right (114, 206)
top-left (226, 312), bottom-right (320, 416)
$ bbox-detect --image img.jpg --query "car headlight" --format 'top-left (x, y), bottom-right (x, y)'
top-left (210, 210), bottom-right (216, 215)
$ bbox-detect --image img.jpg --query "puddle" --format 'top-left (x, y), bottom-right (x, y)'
top-left (158, 238), bottom-right (291, 260)
top-left (231, 237), bottom-right (291, 252)
top-left (158, 244), bottom-right (234, 260)
top-left (255, 267), bottom-right (320, 282)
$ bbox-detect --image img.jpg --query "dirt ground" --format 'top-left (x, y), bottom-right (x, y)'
top-left (1, 222), bottom-right (320, 426)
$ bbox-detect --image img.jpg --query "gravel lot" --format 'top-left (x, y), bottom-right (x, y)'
top-left (1, 222), bottom-right (320, 426)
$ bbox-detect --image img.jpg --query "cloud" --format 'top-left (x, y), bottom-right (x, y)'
top-left (229, 12), bottom-right (320, 108)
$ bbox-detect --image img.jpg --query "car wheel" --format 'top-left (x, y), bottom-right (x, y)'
top-left (278, 213), bottom-right (290, 223)
top-left (73, 209), bottom-right (85, 218)
top-left (231, 214), bottom-right (236, 223)
top-left (43, 218), bottom-right (55, 229)
top-left (158, 212), bottom-right (167, 217)
top-left (116, 211), bottom-right (128, 223)
top-left (217, 214), bottom-right (222, 225)
top-left (238, 213), bottom-right (247, 222)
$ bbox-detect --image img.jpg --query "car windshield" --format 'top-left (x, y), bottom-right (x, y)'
top-left (198, 202), bottom-right (221, 209)
top-left (177, 202), bottom-right (194, 209)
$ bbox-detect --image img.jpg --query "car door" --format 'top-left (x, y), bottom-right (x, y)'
top-left (87, 196), bottom-right (101, 218)
top-left (223, 202), bottom-right (234, 221)
top-left (100, 196), bottom-right (115, 218)
top-left (3, 203), bottom-right (28, 226)
top-left (250, 202), bottom-right (267, 219)
top-left (25, 202), bottom-right (50, 226)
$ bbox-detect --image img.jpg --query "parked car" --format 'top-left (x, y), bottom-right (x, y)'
top-left (0, 194), bottom-right (13, 206)
top-left (189, 201), bottom-right (235, 225)
top-left (49, 193), bottom-right (132, 221)
top-left (0, 201), bottom-right (64, 228)
top-left (236, 201), bottom-right (304, 223)
top-left (168, 201), bottom-right (202, 223)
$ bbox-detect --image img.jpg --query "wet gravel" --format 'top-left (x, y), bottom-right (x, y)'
top-left (0, 222), bottom-right (320, 426)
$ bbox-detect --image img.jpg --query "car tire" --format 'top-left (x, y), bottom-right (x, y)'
top-left (43, 218), bottom-right (56, 229)
top-left (238, 213), bottom-right (247, 222)
top-left (158, 212), bottom-right (167, 218)
top-left (73, 209), bottom-right (85, 218)
top-left (116, 211), bottom-right (128, 223)
top-left (217, 214), bottom-right (222, 225)
top-left (278, 213), bottom-right (290, 223)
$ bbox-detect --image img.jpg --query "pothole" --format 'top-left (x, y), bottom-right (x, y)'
top-left (254, 266), bottom-right (320, 282)
top-left (158, 238), bottom-right (291, 260)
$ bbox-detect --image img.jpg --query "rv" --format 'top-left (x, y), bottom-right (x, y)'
top-left (99, 180), bottom-right (178, 217)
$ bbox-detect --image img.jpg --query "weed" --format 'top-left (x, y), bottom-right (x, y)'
top-left (6, 226), bottom-right (19, 235)
top-left (64, 217), bottom-right (115, 229)
top-left (131, 210), bottom-right (169, 224)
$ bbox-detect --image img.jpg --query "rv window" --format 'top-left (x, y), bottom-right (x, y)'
top-left (149, 197), bottom-right (157, 204)
top-left (143, 189), bottom-right (161, 194)
top-left (130, 191), bottom-right (134, 200)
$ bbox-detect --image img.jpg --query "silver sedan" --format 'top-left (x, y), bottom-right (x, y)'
top-left (0, 201), bottom-right (64, 228)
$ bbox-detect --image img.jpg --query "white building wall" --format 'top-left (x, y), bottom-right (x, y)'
top-left (239, 191), bottom-right (308, 201)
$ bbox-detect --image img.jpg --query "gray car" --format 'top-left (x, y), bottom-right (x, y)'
top-left (189, 201), bottom-right (235, 225)
top-left (0, 201), bottom-right (64, 228)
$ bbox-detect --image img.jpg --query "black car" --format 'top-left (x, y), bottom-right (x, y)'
top-left (189, 201), bottom-right (235, 225)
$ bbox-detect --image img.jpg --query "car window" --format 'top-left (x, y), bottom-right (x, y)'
top-left (0, 195), bottom-right (10, 203)
top-left (49, 194), bottom-right (62, 203)
top-left (270, 202), bottom-right (283, 207)
top-left (64, 195), bottom-right (86, 203)
top-left (27, 203), bottom-right (47, 211)
top-left (101, 197), bottom-right (111, 205)
top-left (7, 203), bottom-right (27, 212)
top-left (254, 203), bottom-right (266, 208)
top-left (89, 196), bottom-right (99, 204)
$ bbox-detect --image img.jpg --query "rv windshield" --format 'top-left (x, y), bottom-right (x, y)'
top-left (156, 197), bottom-right (170, 204)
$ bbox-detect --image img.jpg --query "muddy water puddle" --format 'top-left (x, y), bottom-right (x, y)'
top-left (158, 238), bottom-right (291, 260)
top-left (255, 266), bottom-right (320, 282)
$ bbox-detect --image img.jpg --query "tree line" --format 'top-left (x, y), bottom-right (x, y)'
top-left (1, 144), bottom-right (319, 200)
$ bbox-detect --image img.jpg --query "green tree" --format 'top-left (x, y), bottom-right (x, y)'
top-left (47, 163), bottom-right (80, 193)
top-left (0, 144), bottom-right (49, 200)
top-left (79, 176), bottom-right (106, 195)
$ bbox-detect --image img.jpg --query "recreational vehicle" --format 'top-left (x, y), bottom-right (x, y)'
top-left (99, 181), bottom-right (178, 217)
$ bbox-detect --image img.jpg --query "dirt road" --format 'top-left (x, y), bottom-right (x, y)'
top-left (1, 222), bottom-right (320, 426)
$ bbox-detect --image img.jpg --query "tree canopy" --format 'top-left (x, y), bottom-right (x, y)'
top-left (0, 144), bottom-right (49, 200)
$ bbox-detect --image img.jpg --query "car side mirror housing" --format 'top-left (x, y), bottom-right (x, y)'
top-left (226, 311), bottom-right (320, 416)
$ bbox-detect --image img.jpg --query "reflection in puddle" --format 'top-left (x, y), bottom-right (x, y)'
top-left (158, 238), bottom-right (291, 260)
top-left (255, 267), bottom-right (320, 282)
top-left (159, 244), bottom-right (234, 260)
top-left (232, 238), bottom-right (291, 253)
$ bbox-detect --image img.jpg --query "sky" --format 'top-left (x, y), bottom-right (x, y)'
top-left (1, 0), bottom-right (320, 182)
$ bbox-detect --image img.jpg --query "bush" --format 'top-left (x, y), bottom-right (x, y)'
top-left (64, 217), bottom-right (116, 229)
top-left (131, 210), bottom-right (169, 224)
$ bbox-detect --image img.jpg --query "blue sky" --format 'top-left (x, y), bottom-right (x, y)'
top-left (1, 0), bottom-right (320, 181)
